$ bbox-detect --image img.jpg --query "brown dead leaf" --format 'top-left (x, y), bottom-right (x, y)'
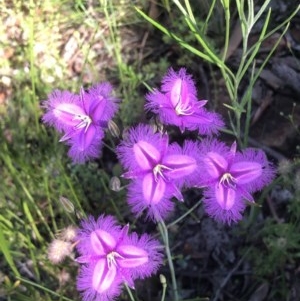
top-left (259, 69), bottom-right (283, 90)
top-left (249, 32), bottom-right (286, 53)
top-left (248, 282), bottom-right (269, 301)
top-left (251, 91), bottom-right (273, 126)
top-left (272, 59), bottom-right (300, 95)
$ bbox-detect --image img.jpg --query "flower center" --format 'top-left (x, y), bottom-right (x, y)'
top-left (153, 164), bottom-right (173, 182)
top-left (106, 251), bottom-right (124, 269)
top-left (219, 172), bottom-right (237, 189)
top-left (174, 97), bottom-right (194, 116)
top-left (73, 114), bottom-right (92, 132)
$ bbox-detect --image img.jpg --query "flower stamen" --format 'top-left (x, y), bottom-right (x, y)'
top-left (153, 164), bottom-right (173, 182)
top-left (174, 97), bottom-right (194, 116)
top-left (106, 251), bottom-right (124, 269)
top-left (219, 172), bottom-right (237, 189)
top-left (73, 114), bottom-right (92, 132)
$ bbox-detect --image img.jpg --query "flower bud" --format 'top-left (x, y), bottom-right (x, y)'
top-left (109, 176), bottom-right (122, 192)
top-left (108, 120), bottom-right (120, 138)
top-left (59, 196), bottom-right (75, 213)
top-left (159, 274), bottom-right (167, 285)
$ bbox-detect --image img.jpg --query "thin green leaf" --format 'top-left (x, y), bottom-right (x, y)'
top-left (221, 0), bottom-right (231, 61)
top-left (247, 0), bottom-right (254, 28)
top-left (1, 150), bottom-right (54, 238)
top-left (240, 22), bottom-right (290, 140)
top-left (0, 215), bottom-right (13, 229)
top-left (16, 277), bottom-right (76, 301)
top-left (134, 7), bottom-right (214, 63)
top-left (0, 223), bottom-right (20, 277)
top-left (184, 0), bottom-right (196, 25)
top-left (235, 0), bottom-right (247, 35)
top-left (244, 22), bottom-right (290, 101)
top-left (203, 0), bottom-right (217, 33)
top-left (162, 0), bottom-right (171, 13)
top-left (223, 103), bottom-right (246, 113)
top-left (247, 5), bottom-right (300, 55)
top-left (173, 0), bottom-right (187, 16)
top-left (239, 8), bottom-right (272, 93)
top-left (22, 202), bottom-right (43, 242)
top-left (253, 0), bottom-right (272, 24)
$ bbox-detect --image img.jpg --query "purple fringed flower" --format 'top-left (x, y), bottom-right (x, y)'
top-left (145, 68), bottom-right (224, 134)
top-left (197, 139), bottom-right (275, 224)
top-left (117, 124), bottom-right (199, 220)
top-left (76, 215), bottom-right (163, 301)
top-left (42, 83), bottom-right (119, 163)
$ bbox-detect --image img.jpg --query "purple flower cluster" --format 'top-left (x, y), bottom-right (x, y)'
top-left (117, 124), bottom-right (200, 221)
top-left (116, 68), bottom-right (275, 224)
top-left (76, 215), bottom-right (162, 301)
top-left (117, 127), bottom-right (274, 224)
top-left (43, 67), bottom-right (276, 301)
top-left (42, 69), bottom-right (275, 225)
top-left (42, 83), bottom-right (119, 163)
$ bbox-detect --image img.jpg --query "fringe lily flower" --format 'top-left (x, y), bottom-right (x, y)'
top-left (117, 124), bottom-right (199, 220)
top-left (197, 139), bottom-right (275, 224)
top-left (145, 68), bottom-right (224, 134)
top-left (76, 215), bottom-right (162, 301)
top-left (42, 83), bottom-right (119, 163)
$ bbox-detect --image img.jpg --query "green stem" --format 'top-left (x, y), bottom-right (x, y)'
top-left (222, 0), bottom-right (231, 62)
top-left (158, 220), bottom-right (179, 301)
top-left (203, 0), bottom-right (217, 33)
top-left (167, 199), bottom-right (202, 228)
top-left (124, 283), bottom-right (136, 301)
top-left (160, 274), bottom-right (167, 301)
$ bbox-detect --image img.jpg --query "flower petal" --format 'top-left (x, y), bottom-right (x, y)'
top-left (226, 141), bottom-right (237, 165)
top-left (163, 155), bottom-right (197, 179)
top-left (87, 82), bottom-right (119, 122)
top-left (117, 245), bottom-right (148, 268)
top-left (169, 182), bottom-right (184, 201)
top-left (91, 229), bottom-right (117, 254)
top-left (133, 141), bottom-right (160, 170)
top-left (75, 255), bottom-right (92, 263)
top-left (53, 103), bottom-right (86, 127)
top-left (127, 180), bottom-right (175, 221)
top-left (197, 100), bottom-right (208, 108)
top-left (68, 127), bottom-right (104, 163)
top-left (74, 124), bottom-right (97, 152)
top-left (204, 152), bottom-right (228, 178)
top-left (142, 173), bottom-right (166, 205)
top-left (42, 90), bottom-right (81, 132)
top-left (239, 187), bottom-right (255, 202)
top-left (215, 183), bottom-right (236, 210)
top-left (203, 187), bottom-right (246, 225)
top-left (170, 78), bottom-right (190, 108)
top-left (161, 68), bottom-right (197, 100)
top-left (59, 130), bottom-right (77, 142)
top-left (87, 94), bottom-right (106, 122)
top-left (92, 259), bottom-right (117, 293)
top-left (230, 162), bottom-right (262, 184)
top-left (118, 224), bottom-right (129, 244)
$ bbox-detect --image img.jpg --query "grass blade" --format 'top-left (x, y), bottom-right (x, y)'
top-left (0, 223), bottom-right (20, 277)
